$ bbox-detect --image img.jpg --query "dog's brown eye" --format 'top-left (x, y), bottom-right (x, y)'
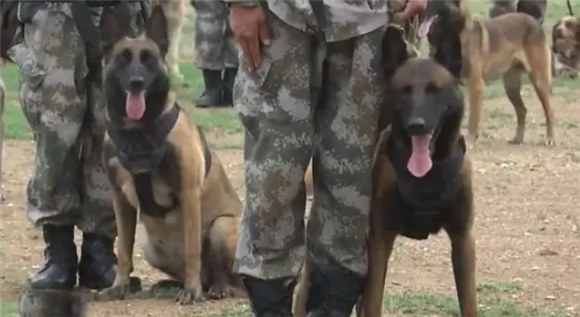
top-left (120, 49), bottom-right (132, 63)
top-left (425, 82), bottom-right (439, 94)
top-left (400, 85), bottom-right (412, 94)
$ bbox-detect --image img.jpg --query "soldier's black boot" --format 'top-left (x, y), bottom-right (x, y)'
top-left (78, 233), bottom-right (117, 290)
top-left (243, 275), bottom-right (296, 317)
top-left (195, 69), bottom-right (224, 108)
top-left (305, 264), bottom-right (366, 317)
top-left (29, 225), bottom-right (78, 290)
top-left (222, 67), bottom-right (238, 107)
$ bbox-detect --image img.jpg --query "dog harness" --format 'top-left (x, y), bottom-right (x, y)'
top-left (107, 105), bottom-right (213, 218)
top-left (385, 134), bottom-right (467, 240)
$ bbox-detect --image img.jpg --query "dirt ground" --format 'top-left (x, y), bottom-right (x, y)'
top-left (1, 89), bottom-right (580, 316)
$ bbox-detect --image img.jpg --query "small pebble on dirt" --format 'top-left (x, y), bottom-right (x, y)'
top-left (538, 248), bottom-right (559, 256)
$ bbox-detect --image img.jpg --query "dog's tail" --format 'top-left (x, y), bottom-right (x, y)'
top-left (567, 0), bottom-right (574, 16)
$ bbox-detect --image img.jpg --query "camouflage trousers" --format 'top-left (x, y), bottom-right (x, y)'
top-left (8, 3), bottom-right (144, 238)
top-left (191, 0), bottom-right (239, 70)
top-left (233, 12), bottom-right (385, 279)
top-left (489, 0), bottom-right (517, 18)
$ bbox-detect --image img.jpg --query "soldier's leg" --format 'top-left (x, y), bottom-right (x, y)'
top-left (489, 0), bottom-right (517, 18)
top-left (192, 0), bottom-right (227, 107)
top-left (8, 4), bottom-right (89, 290)
top-left (75, 84), bottom-right (117, 290)
top-left (233, 13), bottom-right (314, 317)
top-left (74, 2), bottom-right (146, 291)
top-left (305, 29), bottom-right (385, 317)
top-left (221, 1), bottom-right (240, 107)
top-left (516, 0), bottom-right (547, 25)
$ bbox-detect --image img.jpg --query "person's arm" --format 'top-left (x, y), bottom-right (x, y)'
top-left (225, 0), bottom-right (270, 71)
top-left (402, 0), bottom-right (427, 19)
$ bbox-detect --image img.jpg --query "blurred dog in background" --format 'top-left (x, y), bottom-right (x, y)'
top-left (149, 0), bottom-right (188, 82)
top-left (551, 0), bottom-right (580, 78)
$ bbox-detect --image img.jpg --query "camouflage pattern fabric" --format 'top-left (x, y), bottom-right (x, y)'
top-left (257, 0), bottom-right (388, 42)
top-left (489, 0), bottom-right (517, 18)
top-left (191, 0), bottom-right (239, 70)
top-left (232, 8), bottom-right (387, 279)
top-left (7, 3), bottom-right (145, 238)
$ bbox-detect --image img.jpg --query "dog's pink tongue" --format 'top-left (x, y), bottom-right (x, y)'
top-left (407, 135), bottom-right (433, 178)
top-left (126, 91), bottom-right (146, 120)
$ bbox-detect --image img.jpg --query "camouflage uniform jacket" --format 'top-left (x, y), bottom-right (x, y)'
top-left (227, 0), bottom-right (389, 42)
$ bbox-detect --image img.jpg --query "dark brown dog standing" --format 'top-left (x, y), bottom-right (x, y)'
top-left (421, 0), bottom-right (554, 147)
top-left (96, 6), bottom-right (244, 304)
top-left (489, 0), bottom-right (547, 25)
top-left (362, 14), bottom-right (477, 317)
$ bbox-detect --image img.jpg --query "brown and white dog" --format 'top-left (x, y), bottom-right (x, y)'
top-left (551, 4), bottom-right (580, 79)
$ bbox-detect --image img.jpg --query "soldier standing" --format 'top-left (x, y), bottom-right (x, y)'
top-left (489, 0), bottom-right (547, 24)
top-left (6, 1), bottom-right (146, 291)
top-left (227, 0), bottom-right (426, 316)
top-left (191, 0), bottom-right (239, 108)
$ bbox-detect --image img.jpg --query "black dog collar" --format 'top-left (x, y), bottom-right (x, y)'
top-left (107, 106), bottom-right (180, 175)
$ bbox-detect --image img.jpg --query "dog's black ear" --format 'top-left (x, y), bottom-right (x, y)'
top-left (433, 33), bottom-right (462, 79)
top-left (99, 7), bottom-right (128, 58)
top-left (383, 26), bottom-right (409, 80)
top-left (432, 2), bottom-right (466, 79)
top-left (146, 6), bottom-right (169, 58)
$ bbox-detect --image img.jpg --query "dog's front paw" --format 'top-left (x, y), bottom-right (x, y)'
top-left (544, 138), bottom-right (556, 147)
top-left (207, 283), bottom-right (242, 300)
top-left (466, 135), bottom-right (478, 149)
top-left (97, 281), bottom-right (132, 301)
top-left (176, 284), bottom-right (204, 305)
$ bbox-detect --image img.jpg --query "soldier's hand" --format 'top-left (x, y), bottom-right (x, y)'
top-left (401, 0), bottom-right (427, 19)
top-left (229, 5), bottom-right (271, 71)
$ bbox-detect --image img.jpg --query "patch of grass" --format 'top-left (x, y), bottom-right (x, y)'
top-left (205, 289), bottom-right (568, 317)
top-left (477, 281), bottom-right (524, 293)
top-left (3, 105), bottom-right (30, 139)
top-left (205, 300), bottom-right (250, 317)
top-left (0, 302), bottom-right (18, 317)
top-left (383, 292), bottom-right (460, 315)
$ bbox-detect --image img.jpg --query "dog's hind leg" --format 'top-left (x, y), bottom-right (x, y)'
top-left (525, 45), bottom-right (555, 146)
top-left (466, 72), bottom-right (485, 147)
top-left (448, 231), bottom-right (477, 317)
top-left (292, 262), bottom-right (308, 317)
top-left (205, 216), bottom-right (246, 300)
top-left (503, 67), bottom-right (527, 144)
